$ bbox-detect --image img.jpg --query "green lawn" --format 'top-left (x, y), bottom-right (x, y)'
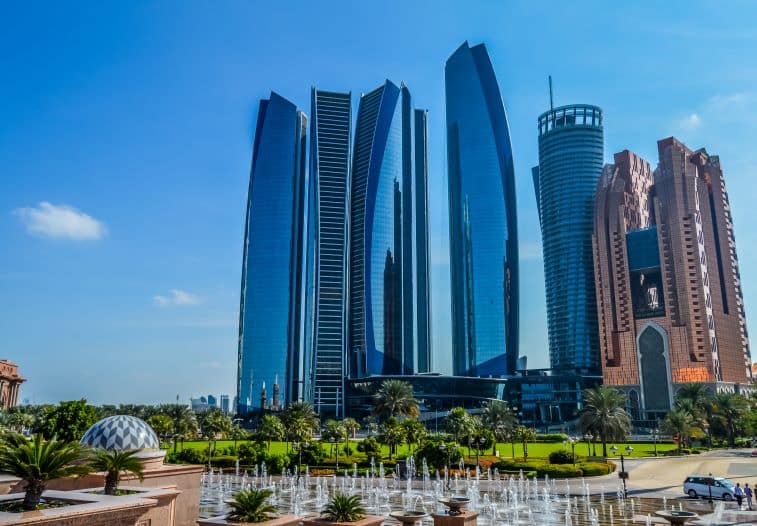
top-left (173, 439), bottom-right (678, 459)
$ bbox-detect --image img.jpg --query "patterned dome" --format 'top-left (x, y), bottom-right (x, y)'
top-left (81, 415), bottom-right (160, 451)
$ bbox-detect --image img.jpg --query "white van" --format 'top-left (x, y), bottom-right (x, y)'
top-left (683, 475), bottom-right (736, 500)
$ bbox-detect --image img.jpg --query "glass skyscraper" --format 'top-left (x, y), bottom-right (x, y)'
top-left (305, 88), bottom-right (352, 417)
top-left (349, 80), bottom-right (430, 378)
top-left (237, 92), bottom-right (307, 414)
top-left (533, 104), bottom-right (604, 373)
top-left (446, 41), bottom-right (519, 377)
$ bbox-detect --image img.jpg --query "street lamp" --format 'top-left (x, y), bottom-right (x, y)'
top-left (585, 433), bottom-right (593, 457)
top-left (330, 437), bottom-right (339, 471)
top-left (565, 436), bottom-right (577, 465)
top-left (470, 436), bottom-right (485, 468)
top-left (611, 445), bottom-right (633, 498)
top-left (294, 441), bottom-right (309, 481)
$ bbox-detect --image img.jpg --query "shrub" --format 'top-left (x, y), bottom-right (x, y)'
top-left (263, 452), bottom-right (290, 474)
top-left (227, 488), bottom-right (276, 523)
top-left (356, 437), bottom-right (381, 457)
top-left (415, 440), bottom-right (463, 470)
top-left (175, 447), bottom-right (207, 464)
top-left (209, 455), bottom-right (239, 469)
top-left (579, 462), bottom-right (613, 476)
top-left (322, 493), bottom-right (366, 522)
top-left (342, 444), bottom-right (354, 455)
top-left (238, 442), bottom-right (265, 466)
top-left (537, 464), bottom-right (583, 478)
top-left (548, 450), bottom-right (575, 465)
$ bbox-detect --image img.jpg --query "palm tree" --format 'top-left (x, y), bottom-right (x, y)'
top-left (712, 392), bottom-right (748, 447)
top-left (322, 493), bottom-right (366, 523)
top-left (146, 415), bottom-right (173, 448)
top-left (378, 418), bottom-right (404, 459)
top-left (513, 425), bottom-right (536, 460)
top-left (158, 404), bottom-right (199, 452)
top-left (481, 400), bottom-right (517, 455)
top-left (578, 386), bottom-right (631, 457)
top-left (281, 402), bottom-right (319, 451)
top-left (322, 420), bottom-right (347, 457)
top-left (92, 449), bottom-right (145, 495)
top-left (675, 383), bottom-right (712, 416)
top-left (257, 415), bottom-right (285, 451)
top-left (342, 418), bottom-right (360, 439)
top-left (227, 488), bottom-right (277, 523)
top-left (661, 409), bottom-right (694, 454)
top-left (0, 434), bottom-right (92, 510)
top-left (445, 407), bottom-right (474, 446)
top-left (373, 380), bottom-right (419, 419)
top-left (200, 409), bottom-right (232, 457)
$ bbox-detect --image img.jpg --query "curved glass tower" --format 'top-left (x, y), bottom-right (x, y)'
top-left (533, 104), bottom-right (604, 373)
top-left (349, 80), bottom-right (429, 378)
top-left (446, 41), bottom-right (519, 377)
top-left (237, 92), bottom-right (307, 414)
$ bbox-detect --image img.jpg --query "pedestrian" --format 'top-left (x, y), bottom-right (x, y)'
top-left (734, 482), bottom-right (744, 509)
top-left (744, 483), bottom-right (753, 511)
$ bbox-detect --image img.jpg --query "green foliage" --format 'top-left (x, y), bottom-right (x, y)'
top-left (711, 392), bottom-right (749, 447)
top-left (263, 452), bottom-right (290, 474)
top-left (378, 417), bottom-right (405, 459)
top-left (578, 461), bottom-right (614, 476)
top-left (281, 402), bottom-right (319, 443)
top-left (513, 426), bottom-right (536, 460)
top-left (578, 386), bottom-right (631, 457)
top-left (238, 442), bottom-right (265, 465)
top-left (661, 409), bottom-right (695, 453)
top-left (534, 433), bottom-right (569, 443)
top-left (256, 415), bottom-right (285, 449)
top-left (356, 436), bottom-right (381, 457)
top-left (38, 400), bottom-right (99, 442)
top-left (322, 493), bottom-right (367, 522)
top-left (92, 449), bottom-right (144, 495)
top-left (548, 450), bottom-right (574, 464)
top-left (146, 415), bottom-right (173, 438)
top-left (175, 447), bottom-right (207, 464)
top-left (445, 407), bottom-right (476, 443)
top-left (290, 442), bottom-right (324, 466)
top-left (342, 418), bottom-right (360, 438)
top-left (415, 439), bottom-right (462, 470)
top-left (481, 400), bottom-right (517, 451)
top-left (400, 418), bottom-right (427, 452)
top-left (373, 380), bottom-right (419, 419)
top-left (227, 488), bottom-right (277, 523)
top-left (0, 434), bottom-right (93, 510)
top-left (199, 409), bottom-right (232, 439)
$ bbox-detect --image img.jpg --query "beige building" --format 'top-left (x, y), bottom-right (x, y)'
top-left (0, 360), bottom-right (24, 409)
top-left (593, 139), bottom-right (752, 422)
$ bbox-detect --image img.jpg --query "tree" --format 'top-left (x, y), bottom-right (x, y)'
top-left (38, 400), bottom-right (99, 442)
top-left (481, 400), bottom-right (517, 455)
top-left (400, 418), bottom-right (426, 454)
top-left (146, 415), bottom-right (173, 446)
top-left (156, 404), bottom-right (199, 451)
top-left (445, 407), bottom-right (474, 445)
top-left (578, 386), bottom-right (631, 457)
top-left (322, 420), bottom-right (348, 457)
top-left (513, 426), bottom-right (536, 460)
top-left (661, 409), bottom-right (694, 454)
top-left (0, 411), bottom-right (35, 434)
top-left (199, 409), bottom-right (231, 456)
top-left (373, 380), bottom-right (419, 419)
top-left (342, 417), bottom-right (360, 439)
top-left (281, 401), bottom-right (319, 449)
top-left (0, 434), bottom-right (92, 510)
top-left (257, 415), bottom-right (284, 451)
top-left (378, 417), bottom-right (404, 459)
top-left (711, 392), bottom-right (749, 447)
top-left (92, 449), bottom-right (145, 495)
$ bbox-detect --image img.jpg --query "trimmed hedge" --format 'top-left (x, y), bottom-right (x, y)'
top-left (534, 433), bottom-right (569, 443)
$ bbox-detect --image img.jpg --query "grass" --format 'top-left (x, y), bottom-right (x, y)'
top-left (174, 439), bottom-right (678, 459)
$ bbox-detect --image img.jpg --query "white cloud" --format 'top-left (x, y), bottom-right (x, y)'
top-left (13, 202), bottom-right (107, 240)
top-left (153, 289), bottom-right (203, 306)
top-left (678, 113), bottom-right (702, 131)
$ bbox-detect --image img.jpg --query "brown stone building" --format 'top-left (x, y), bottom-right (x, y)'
top-left (0, 360), bottom-right (24, 409)
top-left (593, 139), bottom-right (752, 422)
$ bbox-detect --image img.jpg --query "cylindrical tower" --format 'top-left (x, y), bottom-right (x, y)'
top-left (534, 104), bottom-right (604, 373)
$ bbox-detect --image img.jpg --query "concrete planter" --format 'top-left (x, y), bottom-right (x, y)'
top-left (198, 514), bottom-right (302, 526)
top-left (302, 515), bottom-right (384, 526)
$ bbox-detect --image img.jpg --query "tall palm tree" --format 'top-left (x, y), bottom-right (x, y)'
top-left (675, 383), bottom-right (712, 415)
top-left (0, 434), bottom-right (92, 510)
top-left (712, 392), bottom-right (748, 447)
top-left (513, 425), bottom-right (536, 460)
top-left (342, 418), bottom-right (360, 439)
top-left (578, 386), bottom-right (631, 457)
top-left (257, 415), bottom-right (284, 451)
top-left (661, 409), bottom-right (694, 454)
top-left (445, 407), bottom-right (474, 446)
top-left (92, 449), bottom-right (145, 495)
top-left (281, 402), bottom-right (319, 451)
top-left (373, 380), bottom-right (419, 419)
top-left (481, 400), bottom-right (517, 455)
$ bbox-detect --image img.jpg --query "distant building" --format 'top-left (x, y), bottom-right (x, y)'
top-left (446, 41), bottom-right (519, 377)
top-left (206, 395), bottom-right (217, 408)
top-left (534, 103), bottom-right (604, 374)
top-left (190, 396), bottom-right (209, 412)
top-left (237, 92), bottom-right (308, 415)
top-left (220, 395), bottom-right (230, 414)
top-left (0, 360), bottom-right (24, 410)
top-left (593, 140), bottom-right (753, 423)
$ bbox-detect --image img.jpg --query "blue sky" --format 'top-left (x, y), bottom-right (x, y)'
top-left (3, 1), bottom-right (756, 405)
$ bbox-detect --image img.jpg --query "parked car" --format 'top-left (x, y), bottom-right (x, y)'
top-left (683, 475), bottom-right (735, 500)
top-left (751, 449), bottom-right (757, 456)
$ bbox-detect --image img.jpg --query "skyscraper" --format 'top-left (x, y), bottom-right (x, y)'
top-left (446, 41), bottom-right (519, 377)
top-left (349, 80), bottom-right (429, 378)
top-left (414, 109), bottom-right (432, 374)
top-left (533, 103), bottom-right (604, 373)
top-left (594, 141), bottom-right (752, 421)
top-left (305, 88), bottom-right (352, 417)
top-left (236, 92), bottom-right (307, 415)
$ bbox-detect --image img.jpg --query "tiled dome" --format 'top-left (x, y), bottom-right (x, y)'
top-left (81, 415), bottom-right (160, 451)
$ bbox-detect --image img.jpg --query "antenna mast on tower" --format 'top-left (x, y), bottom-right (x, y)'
top-left (549, 75), bottom-right (554, 110)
